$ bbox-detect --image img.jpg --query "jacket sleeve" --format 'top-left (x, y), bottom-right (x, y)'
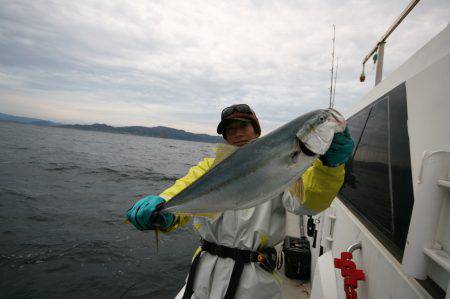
top-left (282, 159), bottom-right (345, 215)
top-left (158, 157), bottom-right (215, 233)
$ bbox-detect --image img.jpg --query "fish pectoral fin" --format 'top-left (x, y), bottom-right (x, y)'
top-left (202, 212), bottom-right (221, 221)
top-left (211, 143), bottom-right (238, 168)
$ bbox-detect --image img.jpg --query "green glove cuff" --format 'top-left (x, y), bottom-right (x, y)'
top-left (320, 127), bottom-right (355, 167)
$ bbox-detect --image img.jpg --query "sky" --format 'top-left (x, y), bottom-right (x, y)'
top-left (0, 0), bottom-right (449, 135)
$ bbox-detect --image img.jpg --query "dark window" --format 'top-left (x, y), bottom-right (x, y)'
top-left (346, 107), bottom-right (370, 148)
top-left (339, 83), bottom-right (414, 260)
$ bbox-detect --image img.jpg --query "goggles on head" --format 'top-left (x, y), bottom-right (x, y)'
top-left (221, 104), bottom-right (254, 119)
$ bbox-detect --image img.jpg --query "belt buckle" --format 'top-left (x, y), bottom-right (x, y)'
top-left (257, 250), bottom-right (276, 273)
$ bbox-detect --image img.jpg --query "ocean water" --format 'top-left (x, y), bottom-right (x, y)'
top-left (0, 121), bottom-right (215, 298)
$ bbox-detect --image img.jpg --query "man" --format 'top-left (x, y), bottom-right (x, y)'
top-left (127, 104), bottom-right (354, 299)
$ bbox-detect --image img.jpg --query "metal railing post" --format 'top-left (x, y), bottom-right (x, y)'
top-left (375, 42), bottom-right (386, 86)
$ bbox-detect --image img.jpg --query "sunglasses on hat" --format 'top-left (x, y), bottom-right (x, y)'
top-left (221, 104), bottom-right (254, 119)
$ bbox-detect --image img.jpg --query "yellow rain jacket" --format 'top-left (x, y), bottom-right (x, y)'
top-left (160, 157), bottom-right (344, 299)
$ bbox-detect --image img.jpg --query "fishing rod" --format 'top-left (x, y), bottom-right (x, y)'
top-left (331, 57), bottom-right (338, 109)
top-left (329, 25), bottom-right (336, 108)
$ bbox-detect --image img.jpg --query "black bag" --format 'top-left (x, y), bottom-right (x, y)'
top-left (282, 235), bottom-right (311, 280)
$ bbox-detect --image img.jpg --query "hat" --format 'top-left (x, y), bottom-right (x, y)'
top-left (217, 104), bottom-right (261, 136)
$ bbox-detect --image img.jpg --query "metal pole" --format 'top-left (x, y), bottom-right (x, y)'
top-left (361, 0), bottom-right (420, 85)
top-left (332, 57), bottom-right (338, 107)
top-left (347, 241), bottom-right (362, 253)
top-left (362, 0), bottom-right (420, 65)
top-left (375, 42), bottom-right (385, 86)
top-left (299, 215), bottom-right (305, 237)
top-left (329, 25), bottom-right (336, 108)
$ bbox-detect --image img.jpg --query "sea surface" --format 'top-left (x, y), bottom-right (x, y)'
top-left (0, 121), bottom-right (215, 298)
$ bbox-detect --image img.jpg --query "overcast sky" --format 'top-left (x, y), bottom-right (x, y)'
top-left (0, 0), bottom-right (448, 134)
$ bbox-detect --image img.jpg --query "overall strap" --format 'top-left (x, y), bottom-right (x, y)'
top-left (182, 249), bottom-right (203, 299)
top-left (182, 239), bottom-right (269, 299)
top-left (223, 257), bottom-right (245, 299)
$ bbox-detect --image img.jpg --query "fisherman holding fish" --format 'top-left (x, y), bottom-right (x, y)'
top-left (127, 104), bottom-right (355, 299)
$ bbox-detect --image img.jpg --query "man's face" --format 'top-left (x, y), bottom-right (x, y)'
top-left (224, 120), bottom-right (259, 147)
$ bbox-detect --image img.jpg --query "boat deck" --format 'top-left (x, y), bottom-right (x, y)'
top-left (280, 212), bottom-right (311, 299)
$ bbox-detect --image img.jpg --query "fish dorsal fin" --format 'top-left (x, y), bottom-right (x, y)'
top-left (210, 143), bottom-right (238, 168)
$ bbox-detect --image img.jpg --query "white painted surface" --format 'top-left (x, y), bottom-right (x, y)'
top-left (330, 200), bottom-right (432, 299)
top-left (307, 214), bottom-right (324, 278)
top-left (310, 251), bottom-right (338, 299)
top-left (322, 21), bottom-right (450, 298)
top-left (401, 42), bottom-right (450, 291)
top-left (402, 151), bottom-right (450, 281)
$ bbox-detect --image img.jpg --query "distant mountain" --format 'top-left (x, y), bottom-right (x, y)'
top-left (0, 112), bottom-right (222, 143)
top-left (0, 112), bottom-right (58, 126)
top-left (59, 123), bottom-right (223, 143)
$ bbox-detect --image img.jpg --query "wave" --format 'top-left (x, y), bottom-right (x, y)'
top-left (150, 174), bottom-right (179, 182)
top-left (0, 187), bottom-right (37, 200)
top-left (1, 241), bottom-right (134, 270)
top-left (27, 215), bottom-right (55, 222)
top-left (45, 162), bottom-right (80, 172)
top-left (99, 167), bottom-right (119, 173)
top-left (82, 167), bottom-right (179, 183)
top-left (85, 167), bottom-right (123, 175)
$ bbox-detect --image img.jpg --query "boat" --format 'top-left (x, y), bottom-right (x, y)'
top-left (281, 6), bottom-right (450, 299)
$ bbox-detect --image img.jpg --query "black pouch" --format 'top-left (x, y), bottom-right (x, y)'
top-left (282, 235), bottom-right (311, 280)
top-left (258, 247), bottom-right (277, 273)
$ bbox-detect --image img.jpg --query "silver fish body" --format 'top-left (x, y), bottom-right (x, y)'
top-left (161, 109), bottom-right (345, 215)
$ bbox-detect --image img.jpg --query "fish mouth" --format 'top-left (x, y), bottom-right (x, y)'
top-left (326, 108), bottom-right (346, 132)
top-left (296, 109), bottom-right (346, 155)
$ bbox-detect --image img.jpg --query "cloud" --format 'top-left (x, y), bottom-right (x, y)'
top-left (0, 0), bottom-right (449, 134)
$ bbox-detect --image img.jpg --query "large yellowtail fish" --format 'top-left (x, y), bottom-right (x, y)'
top-left (155, 108), bottom-right (346, 217)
